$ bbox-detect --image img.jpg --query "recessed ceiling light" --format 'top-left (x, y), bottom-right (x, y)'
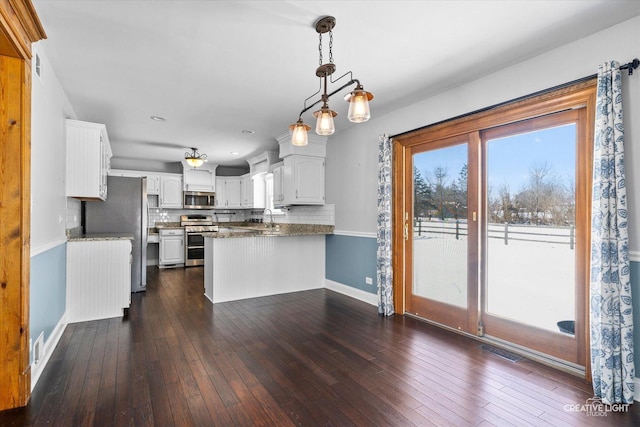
top-left (230, 151), bottom-right (240, 155)
top-left (150, 116), bottom-right (166, 121)
top-left (241, 129), bottom-right (255, 134)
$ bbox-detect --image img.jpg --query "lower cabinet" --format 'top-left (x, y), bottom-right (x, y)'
top-left (159, 228), bottom-right (184, 267)
top-left (66, 238), bottom-right (132, 323)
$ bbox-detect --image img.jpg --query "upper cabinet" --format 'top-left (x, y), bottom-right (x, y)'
top-left (282, 155), bottom-right (325, 205)
top-left (240, 174), bottom-right (254, 208)
top-left (160, 174), bottom-right (182, 208)
top-left (66, 119), bottom-right (112, 201)
top-left (272, 164), bottom-right (285, 206)
top-left (146, 174), bottom-right (160, 195)
top-left (275, 133), bottom-right (327, 206)
top-left (215, 177), bottom-right (242, 208)
top-left (181, 161), bottom-right (217, 192)
top-left (109, 169), bottom-right (161, 195)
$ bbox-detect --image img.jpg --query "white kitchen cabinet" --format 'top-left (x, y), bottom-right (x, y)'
top-left (66, 238), bottom-right (131, 323)
top-left (66, 119), bottom-right (112, 200)
top-left (160, 174), bottom-right (182, 208)
top-left (215, 177), bottom-right (242, 208)
top-left (182, 163), bottom-right (216, 192)
top-left (280, 155), bottom-right (325, 205)
top-left (109, 170), bottom-right (161, 196)
top-left (159, 229), bottom-right (184, 266)
top-left (240, 174), bottom-right (254, 208)
top-left (146, 173), bottom-right (161, 195)
top-left (273, 166), bottom-right (285, 207)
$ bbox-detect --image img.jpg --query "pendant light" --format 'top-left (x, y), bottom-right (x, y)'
top-left (289, 119), bottom-right (311, 146)
top-left (289, 16), bottom-right (373, 146)
top-left (184, 147), bottom-right (207, 168)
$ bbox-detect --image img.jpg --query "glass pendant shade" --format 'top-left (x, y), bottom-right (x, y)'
top-left (290, 119), bottom-right (311, 146)
top-left (186, 157), bottom-right (204, 168)
top-left (346, 87), bottom-right (373, 123)
top-left (313, 106), bottom-right (337, 136)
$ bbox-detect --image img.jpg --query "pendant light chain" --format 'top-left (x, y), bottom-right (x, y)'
top-left (328, 29), bottom-right (333, 64)
top-left (317, 30), bottom-right (334, 66)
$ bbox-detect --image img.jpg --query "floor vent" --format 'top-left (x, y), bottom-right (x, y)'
top-left (481, 344), bottom-right (523, 363)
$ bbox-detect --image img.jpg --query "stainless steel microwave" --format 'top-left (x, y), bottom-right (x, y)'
top-left (183, 191), bottom-right (215, 209)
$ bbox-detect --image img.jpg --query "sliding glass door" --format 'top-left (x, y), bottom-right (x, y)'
top-left (480, 111), bottom-right (585, 365)
top-left (405, 134), bottom-right (479, 334)
top-left (400, 103), bottom-right (590, 367)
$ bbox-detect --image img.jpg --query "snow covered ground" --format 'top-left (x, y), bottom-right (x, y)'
top-left (413, 221), bottom-right (575, 333)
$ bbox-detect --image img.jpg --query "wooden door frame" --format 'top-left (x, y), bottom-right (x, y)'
top-left (401, 133), bottom-right (480, 335)
top-left (392, 79), bottom-right (596, 380)
top-left (0, 0), bottom-right (46, 411)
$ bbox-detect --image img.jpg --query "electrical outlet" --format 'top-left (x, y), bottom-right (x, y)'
top-left (365, 277), bottom-right (373, 285)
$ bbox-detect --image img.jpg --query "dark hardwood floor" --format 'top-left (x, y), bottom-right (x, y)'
top-left (2, 266), bottom-right (639, 426)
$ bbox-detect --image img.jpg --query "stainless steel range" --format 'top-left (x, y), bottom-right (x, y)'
top-left (180, 215), bottom-right (218, 267)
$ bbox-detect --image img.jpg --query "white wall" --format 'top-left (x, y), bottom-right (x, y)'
top-left (31, 43), bottom-right (77, 253)
top-left (326, 15), bottom-right (640, 251)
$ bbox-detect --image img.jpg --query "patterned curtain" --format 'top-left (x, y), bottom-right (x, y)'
top-left (377, 134), bottom-right (394, 316)
top-left (590, 60), bottom-right (634, 405)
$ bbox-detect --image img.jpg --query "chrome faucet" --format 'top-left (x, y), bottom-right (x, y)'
top-left (264, 209), bottom-right (274, 230)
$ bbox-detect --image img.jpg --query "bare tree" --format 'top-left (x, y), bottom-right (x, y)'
top-left (516, 162), bottom-right (565, 224)
top-left (427, 166), bottom-right (449, 220)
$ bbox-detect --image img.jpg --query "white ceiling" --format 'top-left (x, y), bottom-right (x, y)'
top-left (33, 1), bottom-right (640, 169)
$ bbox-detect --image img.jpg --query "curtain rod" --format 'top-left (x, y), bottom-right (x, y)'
top-left (620, 58), bottom-right (640, 75)
top-left (391, 58), bottom-right (639, 140)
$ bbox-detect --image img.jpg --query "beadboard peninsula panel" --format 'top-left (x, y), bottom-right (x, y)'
top-left (205, 235), bottom-right (325, 303)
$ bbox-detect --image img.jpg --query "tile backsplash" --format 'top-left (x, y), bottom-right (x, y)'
top-left (68, 197), bottom-right (335, 229)
top-left (149, 204), bottom-right (335, 226)
top-left (273, 204), bottom-right (335, 225)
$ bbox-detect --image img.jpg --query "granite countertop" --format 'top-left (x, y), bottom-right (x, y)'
top-left (67, 233), bottom-right (134, 242)
top-left (154, 222), bottom-right (182, 229)
top-left (203, 223), bottom-right (334, 239)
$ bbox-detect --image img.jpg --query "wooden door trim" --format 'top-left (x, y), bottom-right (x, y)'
top-left (391, 140), bottom-right (407, 314)
top-left (393, 80), bottom-right (596, 149)
top-left (0, 0), bottom-right (45, 411)
top-left (0, 0), bottom-right (45, 58)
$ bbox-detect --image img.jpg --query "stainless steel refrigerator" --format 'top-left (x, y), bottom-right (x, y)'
top-left (84, 176), bottom-right (148, 292)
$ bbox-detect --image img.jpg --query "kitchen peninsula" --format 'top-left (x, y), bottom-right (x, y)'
top-left (203, 224), bottom-right (333, 303)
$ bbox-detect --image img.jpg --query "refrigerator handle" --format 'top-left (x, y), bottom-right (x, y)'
top-left (144, 186), bottom-right (150, 243)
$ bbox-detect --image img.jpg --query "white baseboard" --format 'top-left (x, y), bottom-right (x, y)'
top-left (324, 279), bottom-right (378, 306)
top-left (31, 312), bottom-right (68, 391)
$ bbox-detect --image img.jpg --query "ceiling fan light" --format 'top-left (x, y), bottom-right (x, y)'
top-left (290, 119), bottom-right (311, 146)
top-left (313, 105), bottom-right (337, 136)
top-left (345, 86), bottom-right (373, 123)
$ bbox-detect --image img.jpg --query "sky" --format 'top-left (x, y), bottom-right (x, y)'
top-left (414, 123), bottom-right (576, 195)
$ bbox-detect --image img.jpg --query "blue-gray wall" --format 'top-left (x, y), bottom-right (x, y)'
top-left (326, 234), bottom-right (377, 294)
top-left (30, 244), bottom-right (66, 361)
